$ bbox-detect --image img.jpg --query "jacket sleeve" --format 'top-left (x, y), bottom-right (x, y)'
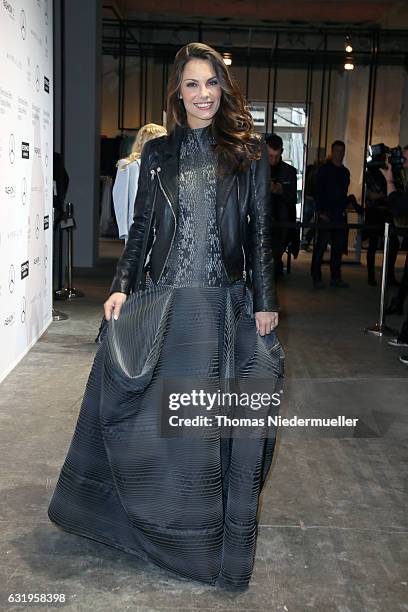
top-left (388, 190), bottom-right (408, 218)
top-left (109, 143), bottom-right (153, 296)
top-left (112, 160), bottom-right (130, 240)
top-left (248, 142), bottom-right (279, 312)
top-left (315, 164), bottom-right (328, 212)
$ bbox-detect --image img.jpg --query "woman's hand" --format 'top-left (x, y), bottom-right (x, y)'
top-left (255, 311), bottom-right (279, 336)
top-left (104, 292), bottom-right (127, 321)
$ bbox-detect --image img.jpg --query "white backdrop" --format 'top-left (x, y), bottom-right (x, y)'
top-left (0, 0), bottom-right (53, 382)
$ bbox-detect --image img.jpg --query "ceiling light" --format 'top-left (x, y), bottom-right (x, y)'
top-left (223, 53), bottom-right (232, 66)
top-left (344, 62), bottom-right (354, 71)
top-left (345, 35), bottom-right (353, 53)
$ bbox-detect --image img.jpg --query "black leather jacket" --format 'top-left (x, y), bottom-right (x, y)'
top-left (109, 125), bottom-right (278, 312)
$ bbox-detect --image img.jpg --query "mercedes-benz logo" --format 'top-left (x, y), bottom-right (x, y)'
top-left (21, 177), bottom-right (27, 206)
top-left (20, 9), bottom-right (26, 40)
top-left (35, 214), bottom-right (40, 239)
top-left (35, 65), bottom-right (40, 92)
top-left (9, 265), bottom-right (15, 294)
top-left (9, 133), bottom-right (15, 165)
top-left (21, 297), bottom-right (26, 323)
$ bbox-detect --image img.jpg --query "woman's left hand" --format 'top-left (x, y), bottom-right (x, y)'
top-left (255, 311), bottom-right (279, 336)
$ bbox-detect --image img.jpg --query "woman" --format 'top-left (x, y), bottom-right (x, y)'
top-left (48, 42), bottom-right (284, 591)
top-left (113, 123), bottom-right (167, 242)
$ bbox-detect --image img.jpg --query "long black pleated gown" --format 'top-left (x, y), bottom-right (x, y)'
top-left (48, 125), bottom-right (285, 590)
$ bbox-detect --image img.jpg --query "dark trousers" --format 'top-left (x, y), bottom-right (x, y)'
top-left (396, 253), bottom-right (408, 300)
top-left (366, 231), bottom-right (399, 281)
top-left (398, 314), bottom-right (408, 342)
top-left (311, 226), bottom-right (346, 281)
top-left (302, 196), bottom-right (316, 245)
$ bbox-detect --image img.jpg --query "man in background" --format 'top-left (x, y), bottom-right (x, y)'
top-left (311, 140), bottom-right (350, 289)
top-left (266, 134), bottom-right (298, 278)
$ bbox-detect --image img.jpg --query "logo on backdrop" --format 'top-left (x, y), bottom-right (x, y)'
top-left (4, 313), bottom-right (15, 327)
top-left (44, 243), bottom-right (48, 268)
top-left (44, 0), bottom-right (48, 25)
top-left (45, 142), bottom-right (49, 166)
top-left (35, 214), bottom-right (40, 239)
top-left (3, 1), bottom-right (15, 20)
top-left (21, 297), bottom-right (26, 323)
top-left (20, 8), bottom-right (26, 39)
top-left (21, 261), bottom-right (29, 279)
top-left (44, 76), bottom-right (49, 93)
top-left (9, 265), bottom-right (15, 293)
top-left (22, 141), bottom-right (29, 159)
top-left (35, 65), bottom-right (40, 92)
top-left (9, 133), bottom-right (15, 164)
top-left (4, 184), bottom-right (15, 198)
top-left (21, 177), bottom-right (27, 205)
top-left (44, 215), bottom-right (49, 229)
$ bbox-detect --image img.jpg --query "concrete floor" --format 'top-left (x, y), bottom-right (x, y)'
top-left (1, 241), bottom-right (408, 612)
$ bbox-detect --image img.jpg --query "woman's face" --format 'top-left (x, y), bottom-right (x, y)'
top-left (179, 58), bottom-right (222, 128)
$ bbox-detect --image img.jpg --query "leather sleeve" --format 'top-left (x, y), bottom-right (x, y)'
top-left (108, 142), bottom-right (153, 296)
top-left (248, 142), bottom-right (279, 312)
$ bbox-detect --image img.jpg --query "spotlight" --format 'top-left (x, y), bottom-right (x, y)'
top-left (344, 61), bottom-right (354, 71)
top-left (345, 35), bottom-right (353, 53)
top-left (223, 52), bottom-right (232, 66)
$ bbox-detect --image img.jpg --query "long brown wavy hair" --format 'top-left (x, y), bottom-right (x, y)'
top-left (166, 42), bottom-right (261, 174)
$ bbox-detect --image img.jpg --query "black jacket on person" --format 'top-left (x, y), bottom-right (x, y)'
top-left (109, 124), bottom-right (278, 313)
top-left (270, 159), bottom-right (298, 216)
top-left (270, 159), bottom-right (299, 257)
top-left (316, 159), bottom-right (350, 222)
top-left (388, 190), bottom-right (408, 220)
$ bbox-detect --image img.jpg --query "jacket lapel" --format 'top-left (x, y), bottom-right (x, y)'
top-left (156, 125), bottom-right (182, 216)
top-left (216, 171), bottom-right (236, 226)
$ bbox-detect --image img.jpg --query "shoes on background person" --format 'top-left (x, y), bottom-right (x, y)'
top-left (388, 338), bottom-right (408, 348)
top-left (330, 278), bottom-right (349, 288)
top-left (368, 277), bottom-right (378, 287)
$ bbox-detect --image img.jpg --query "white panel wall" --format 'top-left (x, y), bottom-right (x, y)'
top-left (0, 0), bottom-right (53, 382)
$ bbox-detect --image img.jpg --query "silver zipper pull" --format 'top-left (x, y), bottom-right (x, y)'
top-left (157, 166), bottom-right (161, 173)
top-left (150, 169), bottom-right (156, 181)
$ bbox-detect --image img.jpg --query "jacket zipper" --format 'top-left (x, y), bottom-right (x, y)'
top-left (155, 166), bottom-right (177, 283)
top-left (237, 176), bottom-right (247, 281)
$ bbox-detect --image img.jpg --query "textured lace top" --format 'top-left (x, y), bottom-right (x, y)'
top-left (157, 125), bottom-right (230, 288)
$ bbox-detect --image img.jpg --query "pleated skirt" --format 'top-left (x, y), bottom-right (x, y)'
top-left (47, 278), bottom-right (285, 589)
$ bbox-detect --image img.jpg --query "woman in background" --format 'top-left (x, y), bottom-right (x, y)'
top-left (113, 123), bottom-right (167, 242)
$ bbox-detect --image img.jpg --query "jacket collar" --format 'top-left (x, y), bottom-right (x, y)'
top-left (156, 123), bottom-right (236, 224)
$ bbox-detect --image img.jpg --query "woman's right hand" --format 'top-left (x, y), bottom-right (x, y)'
top-left (104, 292), bottom-right (127, 321)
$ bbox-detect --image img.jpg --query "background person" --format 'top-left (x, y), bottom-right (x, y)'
top-left (266, 133), bottom-right (298, 277)
top-left (311, 140), bottom-right (351, 289)
top-left (364, 163), bottom-right (399, 287)
top-left (112, 123), bottom-right (167, 243)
